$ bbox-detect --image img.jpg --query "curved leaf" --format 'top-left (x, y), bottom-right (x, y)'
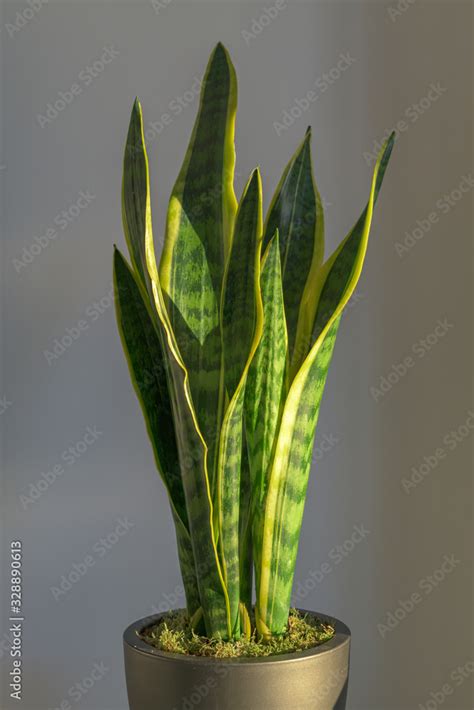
top-left (113, 248), bottom-right (200, 614)
top-left (264, 129), bottom-right (324, 361)
top-left (292, 132), bottom-right (395, 376)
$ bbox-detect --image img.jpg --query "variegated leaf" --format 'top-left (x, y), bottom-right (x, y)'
top-left (256, 135), bottom-right (395, 636)
top-left (245, 232), bottom-right (288, 590)
top-left (159, 43), bottom-right (238, 486)
top-left (264, 129), bottom-right (324, 362)
top-left (113, 248), bottom-right (200, 614)
top-left (216, 169), bottom-right (263, 636)
top-left (120, 99), bottom-right (231, 638)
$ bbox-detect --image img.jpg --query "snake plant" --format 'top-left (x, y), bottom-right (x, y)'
top-left (114, 43), bottom-right (394, 641)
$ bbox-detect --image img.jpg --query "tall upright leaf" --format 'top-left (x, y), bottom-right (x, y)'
top-left (216, 170), bottom-right (263, 636)
top-left (245, 232), bottom-right (288, 589)
top-left (113, 249), bottom-right (183, 524)
top-left (221, 170), bottom-right (262, 398)
top-left (264, 129), bottom-right (324, 362)
top-left (159, 43), bottom-right (238, 485)
top-left (122, 99), bottom-right (155, 299)
top-left (120, 98), bottom-right (231, 639)
top-left (256, 136), bottom-right (395, 636)
top-left (238, 443), bottom-right (253, 612)
top-left (113, 248), bottom-right (200, 614)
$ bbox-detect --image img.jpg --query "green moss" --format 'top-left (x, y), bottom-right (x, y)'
top-left (140, 608), bottom-right (335, 658)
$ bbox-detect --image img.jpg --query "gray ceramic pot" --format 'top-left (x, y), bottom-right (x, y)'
top-left (123, 609), bottom-right (350, 709)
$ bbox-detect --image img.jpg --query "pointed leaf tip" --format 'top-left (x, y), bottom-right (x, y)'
top-left (250, 166), bottom-right (261, 184)
top-left (213, 41), bottom-right (228, 60)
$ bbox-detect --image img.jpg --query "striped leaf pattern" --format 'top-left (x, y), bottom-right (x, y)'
top-left (256, 318), bottom-right (340, 636)
top-left (119, 96), bottom-right (230, 638)
top-left (115, 44), bottom-right (395, 642)
top-left (238, 443), bottom-right (253, 612)
top-left (256, 136), bottom-right (395, 636)
top-left (113, 249), bottom-right (183, 524)
top-left (264, 129), bottom-right (324, 361)
top-left (245, 232), bottom-right (288, 590)
top-left (113, 249), bottom-right (200, 613)
top-left (159, 43), bottom-right (237, 487)
top-left (221, 170), bottom-right (262, 398)
top-left (216, 170), bottom-right (263, 636)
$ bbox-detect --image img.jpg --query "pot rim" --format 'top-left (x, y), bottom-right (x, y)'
top-left (123, 608), bottom-right (350, 665)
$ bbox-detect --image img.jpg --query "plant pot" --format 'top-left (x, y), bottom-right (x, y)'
top-left (123, 609), bottom-right (350, 709)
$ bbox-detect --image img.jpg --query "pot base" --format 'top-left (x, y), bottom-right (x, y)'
top-left (124, 609), bottom-right (350, 709)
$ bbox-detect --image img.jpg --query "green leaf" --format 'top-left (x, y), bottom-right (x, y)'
top-left (256, 318), bottom-right (340, 637)
top-left (151, 246), bottom-right (232, 639)
top-left (122, 99), bottom-right (155, 298)
top-left (215, 169), bottom-right (264, 636)
top-left (238, 442), bottom-right (253, 612)
top-left (256, 135), bottom-right (395, 636)
top-left (264, 129), bottom-right (324, 362)
top-left (120, 95), bottom-right (231, 639)
top-left (159, 43), bottom-right (238, 485)
top-left (113, 249), bottom-right (183, 522)
top-left (113, 248), bottom-right (200, 614)
top-left (172, 509), bottom-right (201, 615)
top-left (222, 170), bottom-right (262, 397)
top-left (292, 132), bottom-right (395, 376)
top-left (245, 232), bottom-right (288, 590)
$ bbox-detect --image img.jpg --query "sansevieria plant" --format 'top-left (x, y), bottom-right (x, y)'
top-left (114, 43), bottom-right (394, 642)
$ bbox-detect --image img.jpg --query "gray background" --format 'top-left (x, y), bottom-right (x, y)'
top-left (1, 0), bottom-right (473, 708)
